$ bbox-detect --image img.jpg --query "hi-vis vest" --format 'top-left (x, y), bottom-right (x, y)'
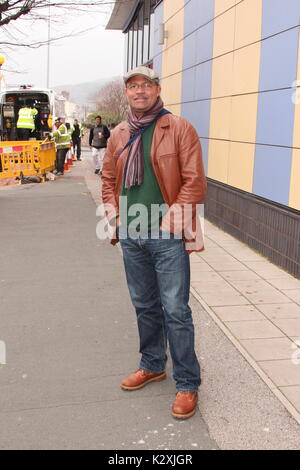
top-left (17, 107), bottom-right (38, 130)
top-left (51, 123), bottom-right (71, 149)
top-left (71, 123), bottom-right (84, 138)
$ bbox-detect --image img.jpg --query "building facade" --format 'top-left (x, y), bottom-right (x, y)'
top-left (107, 0), bottom-right (300, 277)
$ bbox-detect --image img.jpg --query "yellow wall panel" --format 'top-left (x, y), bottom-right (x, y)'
top-left (211, 53), bottom-right (234, 98)
top-left (234, 0), bottom-right (262, 49)
top-left (209, 97), bottom-right (232, 140)
top-left (162, 42), bottom-right (184, 77)
top-left (228, 142), bottom-right (255, 192)
top-left (207, 140), bottom-right (230, 183)
top-left (161, 73), bottom-right (182, 109)
top-left (164, 7), bottom-right (184, 47)
top-left (165, 104), bottom-right (181, 117)
top-left (232, 43), bottom-right (261, 95)
top-left (230, 94), bottom-right (258, 143)
top-left (214, 0), bottom-right (236, 17)
top-left (289, 149), bottom-right (300, 210)
top-left (213, 8), bottom-right (235, 56)
top-left (292, 92), bottom-right (300, 148)
top-left (164, 0), bottom-right (184, 22)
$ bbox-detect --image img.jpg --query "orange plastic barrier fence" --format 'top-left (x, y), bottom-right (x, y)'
top-left (0, 140), bottom-right (56, 179)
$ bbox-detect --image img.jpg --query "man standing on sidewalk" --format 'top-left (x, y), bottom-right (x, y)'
top-left (102, 66), bottom-right (207, 419)
top-left (71, 119), bottom-right (84, 161)
top-left (89, 116), bottom-right (110, 175)
top-left (51, 117), bottom-right (71, 175)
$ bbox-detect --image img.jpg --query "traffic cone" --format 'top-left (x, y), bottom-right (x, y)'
top-left (64, 155), bottom-right (70, 172)
top-left (71, 142), bottom-right (76, 161)
top-left (67, 149), bottom-right (73, 166)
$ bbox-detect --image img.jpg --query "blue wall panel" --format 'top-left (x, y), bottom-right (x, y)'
top-left (256, 89), bottom-right (295, 148)
top-left (153, 2), bottom-right (164, 76)
top-left (181, 100), bottom-right (211, 139)
top-left (259, 29), bottom-right (299, 91)
top-left (183, 32), bottom-right (197, 69)
top-left (195, 62), bottom-right (213, 101)
top-left (253, 145), bottom-right (292, 206)
top-left (262, 0), bottom-right (300, 38)
top-left (196, 22), bottom-right (214, 64)
top-left (182, 68), bottom-right (196, 102)
top-left (200, 137), bottom-right (209, 175)
top-left (182, 0), bottom-right (214, 151)
top-left (184, 0), bottom-right (215, 35)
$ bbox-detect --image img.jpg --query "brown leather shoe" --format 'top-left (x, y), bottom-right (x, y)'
top-left (172, 392), bottom-right (198, 419)
top-left (121, 369), bottom-right (166, 391)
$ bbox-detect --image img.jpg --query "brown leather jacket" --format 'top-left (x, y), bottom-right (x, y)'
top-left (101, 113), bottom-right (207, 253)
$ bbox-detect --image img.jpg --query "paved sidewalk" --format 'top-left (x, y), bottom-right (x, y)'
top-left (1, 150), bottom-right (300, 449)
top-left (83, 150), bottom-right (300, 446)
top-left (83, 147), bottom-right (300, 429)
top-left (0, 156), bottom-right (217, 450)
top-left (190, 223), bottom-right (300, 425)
top-left (83, 149), bottom-right (300, 424)
top-left (82, 147), bottom-right (300, 436)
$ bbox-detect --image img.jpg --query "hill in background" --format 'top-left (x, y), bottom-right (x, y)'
top-left (54, 76), bottom-right (120, 104)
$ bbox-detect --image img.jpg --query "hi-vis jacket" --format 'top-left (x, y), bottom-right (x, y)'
top-left (71, 123), bottom-right (84, 138)
top-left (51, 123), bottom-right (71, 149)
top-left (17, 107), bottom-right (38, 130)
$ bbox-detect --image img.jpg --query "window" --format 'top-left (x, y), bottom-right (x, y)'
top-left (132, 19), bottom-right (138, 68)
top-left (124, 0), bottom-right (159, 71)
top-left (149, 3), bottom-right (155, 61)
top-left (143, 0), bottom-right (150, 64)
top-left (128, 29), bottom-right (133, 70)
top-left (137, 6), bottom-right (144, 66)
top-left (124, 32), bottom-right (129, 73)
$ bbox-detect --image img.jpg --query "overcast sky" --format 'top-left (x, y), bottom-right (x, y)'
top-left (2, 3), bottom-right (125, 89)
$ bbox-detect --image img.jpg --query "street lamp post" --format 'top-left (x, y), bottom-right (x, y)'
top-left (47, 5), bottom-right (51, 88)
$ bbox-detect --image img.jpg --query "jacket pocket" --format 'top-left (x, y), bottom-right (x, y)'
top-left (156, 153), bottom-right (181, 201)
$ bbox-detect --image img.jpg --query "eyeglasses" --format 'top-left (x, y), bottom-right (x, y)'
top-left (126, 82), bottom-right (156, 90)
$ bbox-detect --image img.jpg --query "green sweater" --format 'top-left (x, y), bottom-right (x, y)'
top-left (120, 121), bottom-right (167, 235)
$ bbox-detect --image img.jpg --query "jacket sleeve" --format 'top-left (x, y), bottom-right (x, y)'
top-left (160, 119), bottom-right (207, 234)
top-left (89, 128), bottom-right (93, 146)
top-left (101, 132), bottom-right (119, 221)
top-left (103, 125), bottom-right (110, 140)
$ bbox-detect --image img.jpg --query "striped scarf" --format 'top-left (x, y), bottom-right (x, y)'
top-left (123, 97), bottom-right (164, 189)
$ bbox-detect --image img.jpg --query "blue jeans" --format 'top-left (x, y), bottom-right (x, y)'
top-left (119, 231), bottom-right (201, 392)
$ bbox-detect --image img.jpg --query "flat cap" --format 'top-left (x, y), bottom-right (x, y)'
top-left (124, 66), bottom-right (160, 84)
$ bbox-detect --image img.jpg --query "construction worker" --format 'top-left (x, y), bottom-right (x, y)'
top-left (51, 117), bottom-right (71, 175)
top-left (17, 100), bottom-right (38, 140)
top-left (71, 119), bottom-right (84, 161)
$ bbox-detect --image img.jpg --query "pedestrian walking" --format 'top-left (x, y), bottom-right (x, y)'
top-left (51, 117), bottom-right (71, 176)
top-left (17, 100), bottom-right (38, 141)
top-left (71, 119), bottom-right (84, 161)
top-left (89, 116), bottom-right (110, 174)
top-left (101, 66), bottom-right (207, 419)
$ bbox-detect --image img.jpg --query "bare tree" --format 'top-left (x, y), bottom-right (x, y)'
top-left (89, 78), bottom-right (128, 126)
top-left (0, 0), bottom-right (114, 48)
